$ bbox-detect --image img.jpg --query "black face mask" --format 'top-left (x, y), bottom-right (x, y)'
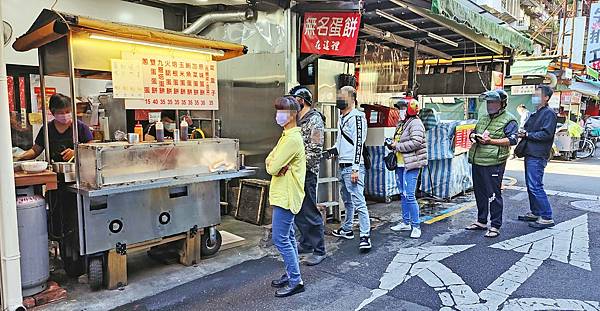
top-left (336, 99), bottom-right (348, 110)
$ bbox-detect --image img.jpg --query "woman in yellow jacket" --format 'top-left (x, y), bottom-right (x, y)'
top-left (266, 96), bottom-right (307, 298)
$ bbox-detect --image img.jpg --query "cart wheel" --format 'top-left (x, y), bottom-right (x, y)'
top-left (385, 196), bottom-right (392, 204)
top-left (63, 256), bottom-right (86, 278)
top-left (201, 229), bottom-right (222, 258)
top-left (88, 256), bottom-right (104, 291)
top-left (60, 244), bottom-right (86, 278)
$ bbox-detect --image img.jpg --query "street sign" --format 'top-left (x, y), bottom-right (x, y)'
top-left (301, 12), bottom-right (361, 57)
top-left (357, 214), bottom-right (594, 311)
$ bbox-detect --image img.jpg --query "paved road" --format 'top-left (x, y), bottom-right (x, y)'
top-left (505, 155), bottom-right (600, 196)
top-left (116, 160), bottom-right (600, 311)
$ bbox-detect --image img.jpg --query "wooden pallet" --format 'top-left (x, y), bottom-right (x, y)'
top-left (106, 230), bottom-right (202, 290)
top-left (220, 230), bottom-right (246, 251)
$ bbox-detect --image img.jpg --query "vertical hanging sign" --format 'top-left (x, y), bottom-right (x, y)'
top-left (585, 3), bottom-right (600, 69)
top-left (301, 12), bottom-right (362, 57)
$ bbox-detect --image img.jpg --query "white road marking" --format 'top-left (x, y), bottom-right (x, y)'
top-left (504, 186), bottom-right (600, 201)
top-left (358, 215), bottom-right (593, 311)
top-left (571, 200), bottom-right (600, 213)
top-left (502, 298), bottom-right (600, 311)
top-left (355, 245), bottom-right (476, 311)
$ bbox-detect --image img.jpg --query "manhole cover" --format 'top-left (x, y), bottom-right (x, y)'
top-left (570, 200), bottom-right (600, 213)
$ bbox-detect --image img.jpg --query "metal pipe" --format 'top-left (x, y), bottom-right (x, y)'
top-left (65, 33), bottom-right (87, 256)
top-left (0, 3), bottom-right (25, 310)
top-left (183, 9), bottom-right (254, 35)
top-left (66, 33), bottom-right (80, 188)
top-left (38, 50), bottom-right (50, 163)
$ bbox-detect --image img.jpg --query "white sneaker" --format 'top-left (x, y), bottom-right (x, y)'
top-left (391, 222), bottom-right (412, 232)
top-left (410, 227), bottom-right (422, 239)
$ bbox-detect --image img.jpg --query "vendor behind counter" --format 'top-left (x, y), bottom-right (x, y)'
top-left (143, 110), bottom-right (194, 141)
top-left (18, 93), bottom-right (93, 162)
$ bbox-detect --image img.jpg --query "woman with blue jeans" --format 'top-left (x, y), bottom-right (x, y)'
top-left (388, 98), bottom-right (428, 238)
top-left (266, 96), bottom-right (307, 297)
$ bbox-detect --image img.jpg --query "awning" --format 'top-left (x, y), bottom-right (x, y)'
top-left (13, 9), bottom-right (247, 61)
top-left (510, 59), bottom-right (552, 76)
top-left (431, 0), bottom-right (534, 54)
top-left (569, 80), bottom-right (600, 99)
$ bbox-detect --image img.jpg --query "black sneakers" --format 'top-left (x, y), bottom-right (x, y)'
top-left (331, 228), bottom-right (355, 240)
top-left (359, 236), bottom-right (372, 251)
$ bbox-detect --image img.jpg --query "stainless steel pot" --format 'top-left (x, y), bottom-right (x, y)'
top-left (52, 162), bottom-right (75, 173)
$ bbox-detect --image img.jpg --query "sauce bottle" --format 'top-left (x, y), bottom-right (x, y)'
top-left (180, 119), bottom-right (188, 141)
top-left (134, 122), bottom-right (144, 142)
top-left (155, 121), bottom-right (164, 142)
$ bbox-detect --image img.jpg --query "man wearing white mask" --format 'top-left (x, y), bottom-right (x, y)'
top-left (517, 85), bottom-right (557, 229)
top-left (328, 86), bottom-right (372, 251)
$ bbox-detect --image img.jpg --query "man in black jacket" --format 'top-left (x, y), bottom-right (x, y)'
top-left (517, 85), bottom-right (557, 229)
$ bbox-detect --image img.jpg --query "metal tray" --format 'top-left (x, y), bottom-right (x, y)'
top-left (78, 138), bottom-right (239, 189)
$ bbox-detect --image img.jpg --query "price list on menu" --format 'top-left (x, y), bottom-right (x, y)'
top-left (115, 53), bottom-right (219, 110)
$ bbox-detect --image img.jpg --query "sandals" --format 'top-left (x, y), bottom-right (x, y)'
top-left (465, 223), bottom-right (487, 231)
top-left (484, 228), bottom-right (500, 238)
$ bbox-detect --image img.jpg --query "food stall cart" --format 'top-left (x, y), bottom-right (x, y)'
top-left (13, 9), bottom-right (252, 290)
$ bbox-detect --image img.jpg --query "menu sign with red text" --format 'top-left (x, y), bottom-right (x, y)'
top-left (454, 124), bottom-right (476, 155)
top-left (301, 12), bottom-right (361, 57)
top-left (119, 54), bottom-right (219, 110)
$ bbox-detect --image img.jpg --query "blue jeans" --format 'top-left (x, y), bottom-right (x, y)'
top-left (271, 206), bottom-right (302, 286)
top-left (395, 167), bottom-right (420, 228)
top-left (524, 156), bottom-right (553, 220)
top-left (339, 165), bottom-right (371, 237)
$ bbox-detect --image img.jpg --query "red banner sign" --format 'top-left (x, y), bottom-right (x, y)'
top-left (301, 12), bottom-right (361, 56)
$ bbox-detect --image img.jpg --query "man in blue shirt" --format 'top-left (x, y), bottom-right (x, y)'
top-left (517, 85), bottom-right (557, 228)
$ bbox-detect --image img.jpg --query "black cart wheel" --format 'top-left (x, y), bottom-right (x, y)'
top-left (60, 244), bottom-right (86, 278)
top-left (201, 229), bottom-right (222, 258)
top-left (88, 256), bottom-right (104, 291)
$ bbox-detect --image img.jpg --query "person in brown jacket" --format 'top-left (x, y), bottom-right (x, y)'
top-left (387, 98), bottom-right (428, 238)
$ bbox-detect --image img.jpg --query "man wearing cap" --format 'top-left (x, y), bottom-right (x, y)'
top-left (466, 90), bottom-right (518, 238)
top-left (289, 86), bottom-right (327, 266)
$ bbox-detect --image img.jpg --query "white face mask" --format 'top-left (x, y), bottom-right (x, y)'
top-left (275, 111), bottom-right (290, 127)
top-left (164, 122), bottom-right (176, 132)
top-left (399, 109), bottom-right (407, 120)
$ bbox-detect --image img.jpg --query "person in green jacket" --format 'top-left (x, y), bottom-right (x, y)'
top-left (267, 96), bottom-right (307, 298)
top-left (466, 90), bottom-right (518, 238)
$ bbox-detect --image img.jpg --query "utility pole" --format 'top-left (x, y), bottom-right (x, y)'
top-left (559, 0), bottom-right (568, 71)
top-left (568, 0), bottom-right (577, 67)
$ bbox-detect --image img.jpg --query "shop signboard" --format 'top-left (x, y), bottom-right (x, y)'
top-left (560, 91), bottom-right (582, 104)
top-left (115, 54), bottom-right (219, 110)
top-left (491, 71), bottom-right (504, 90)
top-left (301, 12), bottom-right (361, 57)
top-left (585, 3), bottom-right (600, 69)
top-left (548, 92), bottom-right (560, 109)
top-left (7, 76), bottom-right (14, 112)
top-left (510, 85), bottom-right (536, 95)
top-left (454, 124), bottom-right (476, 155)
